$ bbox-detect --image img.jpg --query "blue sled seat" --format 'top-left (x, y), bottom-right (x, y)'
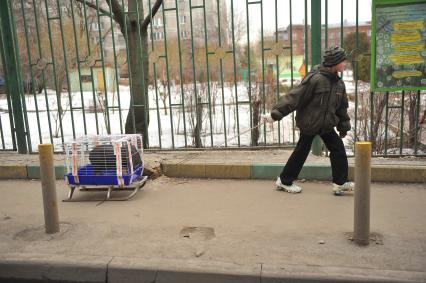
top-left (66, 164), bottom-right (143, 186)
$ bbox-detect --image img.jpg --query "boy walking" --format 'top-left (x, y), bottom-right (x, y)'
top-left (262, 46), bottom-right (354, 195)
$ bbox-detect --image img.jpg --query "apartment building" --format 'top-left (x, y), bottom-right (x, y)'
top-left (276, 20), bottom-right (371, 57)
top-left (85, 0), bottom-right (229, 56)
top-left (150, 0), bottom-right (229, 47)
top-left (322, 20), bottom-right (371, 47)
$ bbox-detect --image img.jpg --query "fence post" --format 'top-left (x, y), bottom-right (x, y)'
top-left (311, 0), bottom-right (323, 156)
top-left (354, 141), bottom-right (371, 245)
top-left (0, 0), bottom-right (28, 153)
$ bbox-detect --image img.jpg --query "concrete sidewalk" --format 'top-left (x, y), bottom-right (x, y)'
top-left (0, 178), bottom-right (425, 282)
top-left (0, 149), bottom-right (425, 183)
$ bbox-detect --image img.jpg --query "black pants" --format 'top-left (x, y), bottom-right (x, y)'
top-left (280, 131), bottom-right (348, 185)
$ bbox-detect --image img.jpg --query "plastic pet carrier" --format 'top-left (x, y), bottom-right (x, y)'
top-left (64, 134), bottom-right (147, 201)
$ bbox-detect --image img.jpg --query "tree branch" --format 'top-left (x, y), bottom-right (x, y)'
top-left (73, 0), bottom-right (125, 32)
top-left (105, 0), bottom-right (125, 31)
top-left (73, 0), bottom-right (112, 18)
top-left (141, 0), bottom-right (163, 31)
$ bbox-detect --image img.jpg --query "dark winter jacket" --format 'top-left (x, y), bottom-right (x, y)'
top-left (271, 65), bottom-right (351, 135)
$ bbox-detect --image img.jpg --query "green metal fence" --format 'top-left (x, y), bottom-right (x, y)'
top-left (0, 0), bottom-right (424, 156)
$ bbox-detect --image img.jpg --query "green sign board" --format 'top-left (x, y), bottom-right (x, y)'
top-left (371, 0), bottom-right (426, 91)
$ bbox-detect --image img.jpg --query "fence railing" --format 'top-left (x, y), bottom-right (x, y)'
top-left (0, 0), bottom-right (424, 156)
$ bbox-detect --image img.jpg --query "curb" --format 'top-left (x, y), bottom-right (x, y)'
top-left (27, 165), bottom-right (66, 180)
top-left (162, 163), bottom-right (426, 183)
top-left (0, 165), bottom-right (27, 179)
top-left (1, 255), bottom-right (424, 283)
top-left (0, 254), bottom-right (110, 283)
top-left (0, 163), bottom-right (424, 183)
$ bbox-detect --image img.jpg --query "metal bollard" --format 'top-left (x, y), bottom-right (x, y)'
top-left (38, 144), bottom-right (60, 234)
top-left (353, 142), bottom-right (371, 245)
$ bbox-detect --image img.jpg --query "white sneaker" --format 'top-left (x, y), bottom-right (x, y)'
top-left (332, 182), bottom-right (354, 195)
top-left (275, 177), bottom-right (302, 193)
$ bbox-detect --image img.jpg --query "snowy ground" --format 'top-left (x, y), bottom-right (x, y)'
top-left (0, 75), bottom-right (424, 154)
top-left (0, 83), bottom-right (299, 151)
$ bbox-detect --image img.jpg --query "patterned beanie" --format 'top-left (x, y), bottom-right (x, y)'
top-left (322, 46), bottom-right (347, 67)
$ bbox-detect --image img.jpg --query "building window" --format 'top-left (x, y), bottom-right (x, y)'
top-left (155, 18), bottom-right (162, 27)
top-left (180, 30), bottom-right (188, 39)
top-left (283, 33), bottom-right (289, 40)
top-left (180, 15), bottom-right (186, 25)
top-left (91, 22), bottom-right (105, 31)
top-left (152, 31), bottom-right (163, 41)
top-left (81, 75), bottom-right (92, 83)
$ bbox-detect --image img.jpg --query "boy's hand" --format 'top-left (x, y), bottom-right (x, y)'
top-left (261, 113), bottom-right (275, 124)
top-left (339, 131), bottom-right (347, 138)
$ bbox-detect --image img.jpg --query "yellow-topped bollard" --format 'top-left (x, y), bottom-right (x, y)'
top-left (38, 144), bottom-right (60, 234)
top-left (354, 141), bottom-right (372, 246)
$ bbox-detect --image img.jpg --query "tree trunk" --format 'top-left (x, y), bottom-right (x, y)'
top-left (161, 93), bottom-right (168, 115)
top-left (407, 93), bottom-right (417, 147)
top-left (371, 93), bottom-right (386, 152)
top-left (193, 97), bottom-right (202, 147)
top-left (125, 0), bottom-right (149, 148)
top-left (251, 97), bottom-right (261, 146)
top-left (55, 75), bottom-right (64, 138)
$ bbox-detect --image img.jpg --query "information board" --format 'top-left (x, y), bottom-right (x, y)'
top-left (371, 0), bottom-right (426, 91)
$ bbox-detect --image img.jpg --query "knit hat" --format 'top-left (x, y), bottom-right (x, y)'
top-left (322, 46), bottom-right (347, 67)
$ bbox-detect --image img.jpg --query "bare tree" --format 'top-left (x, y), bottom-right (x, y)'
top-left (350, 86), bottom-right (425, 154)
top-left (407, 92), bottom-right (426, 149)
top-left (14, 1), bottom-right (95, 138)
top-left (74, 0), bottom-right (163, 148)
top-left (227, 8), bottom-right (246, 48)
top-left (158, 68), bottom-right (169, 115)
